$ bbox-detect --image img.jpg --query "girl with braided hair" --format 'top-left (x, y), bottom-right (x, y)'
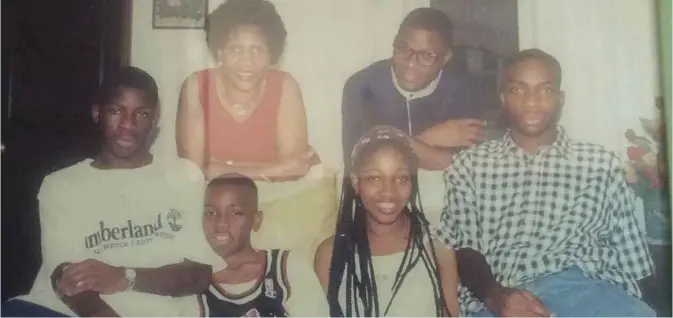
top-left (314, 127), bottom-right (460, 317)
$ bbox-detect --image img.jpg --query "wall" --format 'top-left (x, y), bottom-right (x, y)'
top-left (131, 0), bottom-right (430, 168)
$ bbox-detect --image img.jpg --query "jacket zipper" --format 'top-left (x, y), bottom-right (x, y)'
top-left (406, 94), bottom-right (413, 135)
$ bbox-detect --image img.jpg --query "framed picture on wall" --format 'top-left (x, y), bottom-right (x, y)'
top-left (152, 0), bottom-right (208, 29)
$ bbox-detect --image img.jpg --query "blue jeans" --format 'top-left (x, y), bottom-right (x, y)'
top-left (2, 299), bottom-right (69, 317)
top-left (473, 267), bottom-right (656, 317)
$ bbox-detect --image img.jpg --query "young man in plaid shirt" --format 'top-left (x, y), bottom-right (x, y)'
top-left (435, 48), bottom-right (655, 317)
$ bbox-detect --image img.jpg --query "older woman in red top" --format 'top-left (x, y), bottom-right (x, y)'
top-left (177, 0), bottom-right (319, 182)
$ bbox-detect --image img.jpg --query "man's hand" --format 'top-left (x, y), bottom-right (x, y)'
top-left (418, 119), bottom-right (486, 148)
top-left (484, 284), bottom-right (553, 317)
top-left (59, 259), bottom-right (127, 296)
top-left (61, 290), bottom-right (121, 317)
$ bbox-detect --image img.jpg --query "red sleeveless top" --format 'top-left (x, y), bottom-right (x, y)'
top-left (198, 69), bottom-right (285, 163)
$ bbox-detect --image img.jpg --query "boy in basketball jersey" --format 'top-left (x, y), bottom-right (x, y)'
top-left (195, 173), bottom-right (328, 317)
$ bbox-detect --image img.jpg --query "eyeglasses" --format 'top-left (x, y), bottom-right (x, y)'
top-left (393, 45), bottom-right (442, 67)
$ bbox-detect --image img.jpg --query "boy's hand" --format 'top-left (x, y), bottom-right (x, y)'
top-left (59, 259), bottom-right (127, 296)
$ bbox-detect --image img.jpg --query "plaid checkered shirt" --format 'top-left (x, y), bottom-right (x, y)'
top-left (434, 126), bottom-right (653, 316)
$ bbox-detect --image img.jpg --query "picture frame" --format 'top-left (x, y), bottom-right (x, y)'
top-left (152, 0), bottom-right (208, 30)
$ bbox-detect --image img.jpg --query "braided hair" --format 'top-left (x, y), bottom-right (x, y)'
top-left (327, 128), bottom-right (451, 317)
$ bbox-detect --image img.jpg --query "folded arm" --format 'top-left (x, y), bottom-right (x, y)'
top-left (409, 75), bottom-right (490, 170)
top-left (440, 153), bottom-right (554, 317)
top-left (407, 137), bottom-right (459, 170)
top-left (205, 151), bottom-right (319, 182)
top-left (52, 259), bottom-right (211, 316)
top-left (134, 259), bottom-right (213, 296)
top-left (178, 72), bottom-right (317, 181)
top-left (433, 240), bottom-right (461, 316)
top-left (56, 259), bottom-right (212, 297)
top-left (60, 291), bottom-right (119, 317)
top-left (455, 249), bottom-right (499, 302)
top-left (606, 157), bottom-right (654, 280)
top-left (435, 155), bottom-right (499, 301)
top-left (51, 263), bottom-right (119, 317)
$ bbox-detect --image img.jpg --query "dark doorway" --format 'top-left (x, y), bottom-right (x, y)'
top-left (2, 0), bottom-right (131, 300)
top-left (431, 0), bottom-right (519, 136)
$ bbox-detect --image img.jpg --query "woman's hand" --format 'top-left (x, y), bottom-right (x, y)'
top-left (204, 146), bottom-right (320, 182)
top-left (272, 148), bottom-right (319, 182)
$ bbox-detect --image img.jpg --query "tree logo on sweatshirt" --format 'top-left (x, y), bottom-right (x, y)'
top-left (167, 209), bottom-right (182, 232)
top-left (84, 209), bottom-right (185, 254)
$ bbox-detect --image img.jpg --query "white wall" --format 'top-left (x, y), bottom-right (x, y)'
top-left (131, 0), bottom-right (430, 168)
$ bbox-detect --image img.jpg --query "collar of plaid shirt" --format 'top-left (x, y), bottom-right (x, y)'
top-left (494, 125), bottom-right (571, 159)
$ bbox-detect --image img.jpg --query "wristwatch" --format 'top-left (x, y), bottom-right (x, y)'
top-left (124, 268), bottom-right (137, 291)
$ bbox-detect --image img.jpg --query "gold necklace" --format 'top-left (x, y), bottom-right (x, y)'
top-left (214, 73), bottom-right (263, 117)
top-left (231, 103), bottom-right (253, 116)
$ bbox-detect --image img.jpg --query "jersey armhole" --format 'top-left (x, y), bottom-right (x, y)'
top-left (280, 250), bottom-right (292, 302)
top-left (197, 293), bottom-right (206, 317)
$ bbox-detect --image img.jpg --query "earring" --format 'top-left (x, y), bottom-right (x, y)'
top-left (216, 49), bottom-right (223, 67)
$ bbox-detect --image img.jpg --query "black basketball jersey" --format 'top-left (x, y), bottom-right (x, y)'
top-left (198, 249), bottom-right (291, 317)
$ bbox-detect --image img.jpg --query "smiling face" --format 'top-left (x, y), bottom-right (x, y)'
top-left (202, 184), bottom-right (261, 259)
top-left (392, 27), bottom-right (450, 92)
top-left (217, 24), bottom-right (272, 93)
top-left (501, 57), bottom-right (564, 138)
top-left (92, 87), bottom-right (156, 161)
top-left (350, 144), bottom-right (413, 226)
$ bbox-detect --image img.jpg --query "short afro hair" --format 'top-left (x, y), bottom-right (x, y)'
top-left (397, 7), bottom-right (454, 49)
top-left (205, 0), bottom-right (287, 64)
top-left (500, 48), bottom-right (563, 91)
top-left (95, 66), bottom-right (158, 108)
top-left (207, 172), bottom-right (258, 196)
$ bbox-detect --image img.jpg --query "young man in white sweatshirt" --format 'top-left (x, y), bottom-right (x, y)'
top-left (4, 66), bottom-right (215, 317)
